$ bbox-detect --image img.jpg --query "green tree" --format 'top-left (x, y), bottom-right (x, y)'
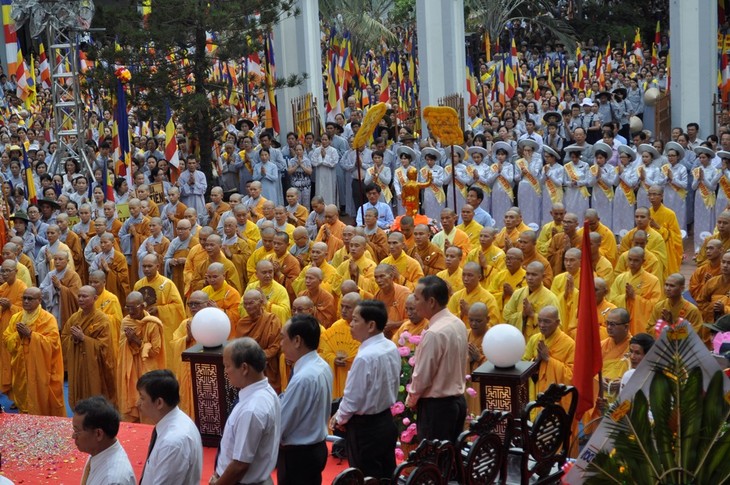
top-left (89, 0), bottom-right (301, 183)
top-left (319, 0), bottom-right (399, 58)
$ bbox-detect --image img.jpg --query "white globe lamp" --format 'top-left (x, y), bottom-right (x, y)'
top-left (191, 307), bottom-right (231, 348)
top-left (482, 324), bottom-right (526, 368)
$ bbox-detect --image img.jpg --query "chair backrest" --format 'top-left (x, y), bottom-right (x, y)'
top-left (457, 410), bottom-right (514, 485)
top-left (404, 463), bottom-right (443, 485)
top-left (333, 467), bottom-right (366, 485)
top-left (521, 384), bottom-right (578, 477)
top-left (392, 439), bottom-right (457, 485)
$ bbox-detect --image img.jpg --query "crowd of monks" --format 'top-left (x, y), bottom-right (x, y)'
top-left (0, 177), bottom-right (726, 425)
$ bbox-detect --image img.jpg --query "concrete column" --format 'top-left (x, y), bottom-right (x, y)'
top-left (669, 0), bottom-right (716, 134)
top-left (273, 0), bottom-right (324, 142)
top-left (417, 0), bottom-right (466, 136)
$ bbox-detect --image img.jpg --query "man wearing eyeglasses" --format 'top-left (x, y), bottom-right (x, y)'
top-left (600, 308), bottom-right (632, 401)
top-left (2, 286), bottom-right (65, 416)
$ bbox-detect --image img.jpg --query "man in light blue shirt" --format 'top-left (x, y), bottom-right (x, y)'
top-left (462, 187), bottom-right (496, 228)
top-left (355, 183), bottom-right (394, 229)
top-left (278, 313), bottom-right (333, 485)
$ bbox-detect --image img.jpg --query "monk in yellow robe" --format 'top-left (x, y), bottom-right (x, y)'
top-left (333, 236), bottom-right (377, 296)
top-left (206, 186), bottom-right (230, 229)
top-left (188, 234), bottom-right (242, 296)
top-left (523, 305), bottom-right (575, 400)
top-left (697, 254), bottom-right (730, 322)
top-left (232, 204), bottom-right (260, 253)
top-left (241, 260), bottom-right (292, 324)
top-left (648, 185), bottom-right (684, 275)
top-left (546, 213), bottom-right (581, 276)
top-left (614, 230), bottom-right (665, 286)
top-left (134, 254), bottom-right (187, 369)
top-left (245, 181), bottom-right (268, 220)
top-left (537, 203), bottom-right (565, 256)
top-left (494, 208), bottom-right (530, 250)
top-left (89, 270), bottom-right (123, 363)
top-left (7, 237), bottom-right (36, 285)
top-left (595, 278), bottom-right (615, 341)
top-left (164, 219), bottom-right (199, 297)
top-left (619, 207), bottom-right (668, 278)
top-left (39, 250), bottom-right (82, 330)
top-left (372, 264), bottom-right (412, 337)
top-left (183, 226), bottom-right (214, 296)
top-left (3, 287), bottom-right (65, 416)
top-left (600, 308), bottom-right (632, 401)
top-left (0, 260), bottom-right (25, 399)
top-left (91, 233), bottom-right (130, 309)
top-left (297, 267), bottom-right (337, 328)
top-left (456, 204), bottom-right (484, 248)
top-left (448, 262), bottom-right (501, 325)
top-left (285, 188), bottom-right (309, 227)
top-left (610, 247), bottom-right (662, 336)
top-left (431, 208), bottom-right (470, 264)
top-left (221, 216), bottom-right (252, 290)
top-left (488, 248), bottom-right (527, 310)
top-left (690, 239), bottom-right (723, 300)
top-left (380, 232), bottom-right (424, 290)
top-left (696, 211), bottom-right (730, 265)
top-left (321, 293), bottom-right (361, 398)
top-left (408, 224), bottom-right (446, 276)
top-left (236, 289), bottom-right (282, 392)
top-left (466, 302), bottom-right (489, 414)
top-left (117, 291), bottom-right (166, 422)
top-left (61, 286), bottom-right (116, 408)
top-left (1, 243), bottom-right (32, 287)
top-left (551, 248), bottom-right (581, 338)
top-left (577, 209), bottom-right (618, 265)
top-left (246, 226), bottom-right (276, 284)
top-left (315, 205), bottom-right (346, 261)
top-left (650, 273), bottom-right (705, 343)
top-left (270, 231), bottom-right (302, 301)
top-left (466, 227), bottom-right (506, 289)
top-left (292, 242), bottom-right (337, 295)
top-left (330, 226), bottom-right (358, 268)
top-left (589, 232), bottom-right (616, 287)
top-left (505, 261), bottom-right (560, 340)
top-left (118, 199), bottom-right (151, 288)
top-left (436, 247), bottom-right (464, 294)
top-left (392, 294), bottom-right (429, 351)
top-left (202, 262), bottom-right (242, 337)
top-left (518, 230), bottom-right (554, 289)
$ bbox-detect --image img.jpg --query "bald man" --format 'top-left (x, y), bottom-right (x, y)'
top-left (40, 250), bottom-right (82, 329)
top-left (118, 198), bottom-right (151, 287)
top-left (244, 180), bottom-right (268, 220)
top-left (494, 208), bottom-right (530, 250)
top-left (57, 213), bottom-right (85, 283)
top-left (392, 294), bottom-right (429, 351)
top-left (183, 226), bottom-right (215, 296)
top-left (647, 185), bottom-right (683, 275)
top-left (576, 208), bottom-right (618, 264)
top-left (590, 232), bottom-right (615, 287)
top-left (8, 236), bottom-right (36, 285)
top-left (235, 289), bottom-right (282, 392)
top-left (117, 291), bottom-right (166, 422)
top-left (618, 207), bottom-right (668, 278)
top-left (522, 305), bottom-right (575, 399)
top-left (297, 267), bottom-right (336, 328)
top-left (164, 218), bottom-right (199, 295)
top-left (536, 203), bottom-right (566, 256)
top-left (456, 204), bottom-right (484, 249)
top-left (614, 229), bottom-right (665, 286)
top-left (466, 227), bottom-right (505, 286)
top-left (246, 226), bottom-right (276, 283)
top-left (466, 302), bottom-right (489, 413)
top-left (270, 231), bottom-right (302, 301)
top-left (188, 234), bottom-right (242, 297)
top-left (362, 207), bottom-right (389, 262)
top-left (135, 217), bottom-right (170, 279)
top-left (333, 236), bottom-right (377, 296)
top-left (315, 205), bottom-right (346, 260)
top-left (698, 252), bottom-right (730, 325)
top-left (610, 247), bottom-right (661, 336)
top-left (292, 242), bottom-right (337, 295)
top-left (89, 269), bottom-right (123, 360)
top-left (373, 264), bottom-right (412, 337)
top-left (597, 308), bottom-right (632, 405)
top-left (595, 277), bottom-right (616, 340)
top-left (696, 211), bottom-right (730, 265)
top-left (160, 185), bottom-right (188, 239)
top-left (3, 287), bottom-right (64, 416)
top-left (518, 230), bottom-right (554, 288)
top-left (488, 248), bottom-right (527, 309)
top-left (380, 232), bottom-right (424, 290)
top-left (289, 226), bottom-right (313, 268)
top-left (103, 201), bottom-right (123, 237)
top-left (408, 224), bottom-right (446, 276)
top-left (35, 224), bottom-right (75, 284)
top-left (90, 232), bottom-right (131, 308)
top-left (202, 262), bottom-right (241, 337)
top-left (650, 273), bottom-right (704, 341)
top-left (285, 187), bottom-right (309, 227)
top-left (61, 285), bottom-right (116, 408)
top-left (447, 262), bottom-right (501, 326)
top-left (320, 292), bottom-right (361, 398)
top-left (1, 243), bottom-right (32, 287)
top-left (206, 186), bottom-right (231, 230)
top-left (0, 259), bottom-right (26, 399)
top-left (551, 248), bottom-right (582, 338)
top-left (504, 261), bottom-right (560, 340)
top-left (242, 260), bottom-right (292, 325)
top-left (184, 207), bottom-right (202, 239)
top-left (689, 239), bottom-right (723, 300)
top-left (231, 203), bottom-right (260, 252)
top-left (545, 212), bottom-right (581, 275)
top-left (436, 247), bottom-right (465, 294)
top-left (432, 208), bottom-right (471, 263)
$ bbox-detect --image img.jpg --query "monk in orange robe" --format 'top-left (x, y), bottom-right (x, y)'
top-left (3, 287), bottom-right (65, 416)
top-left (0, 260), bottom-right (26, 399)
top-left (164, 219), bottom-right (198, 297)
top-left (89, 270), bottom-right (123, 363)
top-left (690, 239), bottom-right (723, 301)
top-left (519, 230), bottom-right (554, 289)
top-left (546, 213), bottom-right (581, 275)
top-left (188, 234), bottom-right (242, 297)
top-left (58, 213), bottom-right (86, 284)
top-left (297, 267), bottom-right (337, 328)
top-left (221, 216), bottom-right (252, 289)
top-left (392, 294), bottom-right (430, 351)
top-left (408, 224), bottom-right (446, 276)
top-left (380, 232), bottom-right (424, 290)
top-left (494, 208), bottom-right (530, 250)
top-left (206, 186), bottom-right (231, 229)
top-left (90, 233), bottom-right (131, 309)
top-left (271, 231), bottom-right (302, 301)
top-left (61, 286), bottom-right (116, 408)
top-left (292, 242), bottom-right (337, 295)
top-left (362, 208), bottom-right (389, 262)
top-left (697, 251), bottom-right (730, 323)
top-left (235, 289), bottom-right (282, 392)
top-left (466, 302), bottom-right (489, 414)
top-left (372, 264), bottom-right (411, 338)
top-left (315, 205), bottom-right (346, 260)
top-left (8, 237), bottom-right (36, 285)
top-left (650, 273), bottom-right (705, 343)
top-left (116, 291), bottom-right (166, 422)
top-left (202, 262), bottom-right (242, 337)
top-left (119, 198), bottom-right (151, 288)
top-left (39, 250), bottom-right (81, 330)
top-left (104, 201), bottom-right (124, 238)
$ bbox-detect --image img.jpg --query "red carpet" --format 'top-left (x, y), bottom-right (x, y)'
top-left (0, 414), bottom-right (349, 484)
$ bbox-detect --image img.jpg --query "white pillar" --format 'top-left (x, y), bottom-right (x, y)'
top-left (669, 0), bottom-right (717, 134)
top-left (273, 0), bottom-right (324, 141)
top-left (416, 0), bottom-right (466, 136)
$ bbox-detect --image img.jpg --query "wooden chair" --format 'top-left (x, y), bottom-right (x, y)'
top-left (333, 467), bottom-right (365, 485)
top-left (508, 384), bottom-right (578, 485)
top-left (456, 410), bottom-right (514, 485)
top-left (392, 439), bottom-right (460, 485)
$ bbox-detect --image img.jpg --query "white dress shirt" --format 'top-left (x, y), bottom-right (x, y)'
top-left (279, 350), bottom-right (333, 446)
top-left (216, 379), bottom-right (281, 483)
top-left (335, 333), bottom-right (400, 424)
top-left (141, 406), bottom-right (203, 485)
top-left (84, 439), bottom-right (136, 485)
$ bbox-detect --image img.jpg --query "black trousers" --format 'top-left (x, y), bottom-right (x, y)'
top-left (345, 409), bottom-right (397, 479)
top-left (417, 395), bottom-right (467, 444)
top-left (276, 440), bottom-right (328, 485)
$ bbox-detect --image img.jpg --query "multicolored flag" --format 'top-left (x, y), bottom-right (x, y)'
top-left (21, 146), bottom-right (37, 204)
top-left (263, 32), bottom-right (280, 134)
top-left (165, 105), bottom-right (180, 183)
top-left (39, 43), bottom-right (51, 89)
top-left (1, 0), bottom-right (17, 76)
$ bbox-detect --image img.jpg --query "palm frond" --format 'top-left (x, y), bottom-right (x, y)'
top-left (695, 371), bottom-right (730, 482)
top-left (650, 370), bottom-right (679, 481)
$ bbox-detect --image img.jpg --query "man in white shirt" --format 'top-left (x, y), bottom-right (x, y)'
top-left (213, 338), bottom-right (281, 485)
top-left (72, 396), bottom-right (135, 485)
top-left (329, 300), bottom-right (400, 479)
top-left (278, 314), bottom-right (333, 485)
top-left (137, 370), bottom-right (203, 485)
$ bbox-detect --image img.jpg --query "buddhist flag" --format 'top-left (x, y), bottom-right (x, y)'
top-left (633, 28), bottom-right (644, 60)
top-left (263, 32), bottom-right (280, 134)
top-left (114, 79), bottom-right (133, 187)
top-left (572, 221), bottom-right (603, 420)
top-left (1, 0), bottom-right (17, 76)
top-left (39, 43), bottom-right (51, 89)
top-left (21, 146), bottom-right (37, 204)
top-left (505, 36), bottom-right (517, 99)
top-left (15, 44), bottom-right (29, 102)
top-left (164, 105), bottom-right (180, 183)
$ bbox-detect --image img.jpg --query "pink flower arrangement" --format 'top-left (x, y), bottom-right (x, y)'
top-left (408, 356), bottom-right (416, 366)
top-left (400, 422), bottom-right (418, 444)
top-left (408, 334), bottom-right (422, 345)
top-left (395, 448), bottom-right (405, 461)
top-left (466, 387), bottom-right (477, 397)
top-left (390, 401), bottom-right (405, 416)
top-left (398, 346), bottom-right (411, 357)
top-left (402, 417), bottom-right (411, 426)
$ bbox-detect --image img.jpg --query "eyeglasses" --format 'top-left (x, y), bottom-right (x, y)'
top-left (606, 321), bottom-right (628, 328)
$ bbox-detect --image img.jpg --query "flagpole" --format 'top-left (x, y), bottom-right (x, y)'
top-left (356, 148), bottom-right (365, 223)
top-left (450, 144), bottom-right (456, 209)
